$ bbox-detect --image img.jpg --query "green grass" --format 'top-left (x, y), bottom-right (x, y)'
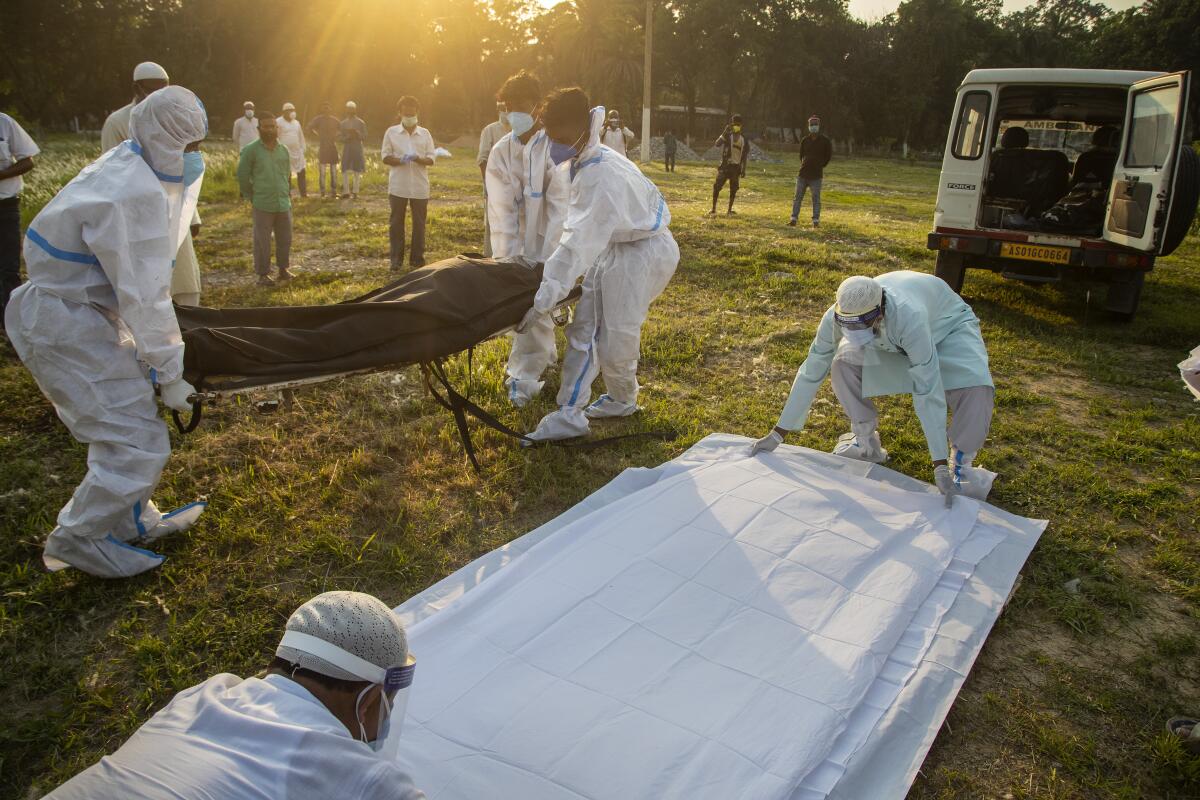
top-left (2, 135), bottom-right (1198, 799)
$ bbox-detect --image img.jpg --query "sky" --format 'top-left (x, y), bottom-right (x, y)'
top-left (535, 0), bottom-right (1145, 22)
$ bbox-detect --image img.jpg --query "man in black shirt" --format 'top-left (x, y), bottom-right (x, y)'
top-left (790, 114), bottom-right (832, 228)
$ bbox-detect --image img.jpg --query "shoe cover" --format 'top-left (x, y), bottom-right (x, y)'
top-left (506, 378), bottom-right (545, 409)
top-left (43, 531), bottom-right (164, 578)
top-left (140, 500), bottom-right (207, 544)
top-left (954, 465), bottom-right (995, 501)
top-left (831, 425), bottom-right (888, 463)
top-left (584, 394), bottom-right (640, 419)
top-left (524, 407), bottom-right (590, 444)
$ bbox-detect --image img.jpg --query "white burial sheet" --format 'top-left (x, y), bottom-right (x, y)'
top-left (393, 435), bottom-right (1046, 799)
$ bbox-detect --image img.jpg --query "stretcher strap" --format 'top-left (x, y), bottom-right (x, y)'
top-left (420, 359), bottom-right (675, 473)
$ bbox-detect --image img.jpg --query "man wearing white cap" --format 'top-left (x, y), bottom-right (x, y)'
top-left (100, 62), bottom-right (203, 307)
top-left (750, 270), bottom-right (995, 506)
top-left (42, 591), bottom-right (425, 799)
top-left (277, 102), bottom-right (308, 198)
top-left (234, 101), bottom-right (260, 149)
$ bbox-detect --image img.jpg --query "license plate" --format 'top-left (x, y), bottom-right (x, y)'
top-left (1000, 242), bottom-right (1071, 264)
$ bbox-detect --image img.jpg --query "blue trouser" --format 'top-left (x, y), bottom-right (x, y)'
top-left (792, 177), bottom-right (822, 221)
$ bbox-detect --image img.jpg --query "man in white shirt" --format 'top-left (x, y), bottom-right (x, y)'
top-left (233, 101), bottom-right (260, 149)
top-left (0, 111), bottom-right (38, 314)
top-left (599, 110), bottom-right (635, 157)
top-left (485, 71), bottom-right (570, 406)
top-left (277, 102), bottom-right (309, 198)
top-left (382, 96), bottom-right (436, 270)
top-left (42, 591), bottom-right (425, 800)
top-left (100, 62), bottom-right (203, 306)
top-left (477, 100), bottom-right (510, 257)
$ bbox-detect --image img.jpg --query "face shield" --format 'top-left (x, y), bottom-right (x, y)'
top-left (278, 630), bottom-right (416, 760)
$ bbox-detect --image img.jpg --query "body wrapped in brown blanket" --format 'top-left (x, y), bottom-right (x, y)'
top-left (175, 255), bottom-right (543, 391)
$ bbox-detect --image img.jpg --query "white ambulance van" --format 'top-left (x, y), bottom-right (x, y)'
top-left (927, 69), bottom-right (1197, 319)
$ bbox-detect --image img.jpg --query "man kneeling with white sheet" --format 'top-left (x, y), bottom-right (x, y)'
top-left (43, 592), bottom-right (423, 800)
top-left (751, 270), bottom-right (995, 505)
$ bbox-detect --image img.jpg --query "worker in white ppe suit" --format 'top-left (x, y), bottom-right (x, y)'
top-left (43, 591), bottom-right (426, 800)
top-left (4, 86), bottom-right (210, 578)
top-left (100, 61), bottom-right (204, 307)
top-left (751, 271), bottom-right (995, 505)
top-left (485, 71), bottom-right (569, 406)
top-left (522, 89), bottom-right (678, 441)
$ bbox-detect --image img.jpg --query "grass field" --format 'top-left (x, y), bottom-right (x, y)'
top-left (1, 136), bottom-right (1198, 799)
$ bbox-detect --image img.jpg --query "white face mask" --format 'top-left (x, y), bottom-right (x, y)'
top-left (245, 109), bottom-right (254, 119)
top-left (809, 125), bottom-right (819, 134)
top-left (507, 111), bottom-right (534, 137)
top-left (401, 114), bottom-right (418, 128)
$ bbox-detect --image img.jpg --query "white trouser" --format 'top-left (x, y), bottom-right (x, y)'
top-left (5, 285), bottom-right (170, 544)
top-left (830, 349), bottom-right (994, 454)
top-left (556, 231), bottom-right (679, 411)
top-left (505, 313), bottom-right (557, 406)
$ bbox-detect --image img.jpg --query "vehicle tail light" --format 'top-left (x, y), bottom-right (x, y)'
top-left (1104, 252), bottom-right (1150, 268)
top-left (940, 236), bottom-right (967, 251)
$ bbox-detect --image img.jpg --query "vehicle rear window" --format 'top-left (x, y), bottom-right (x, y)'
top-left (952, 91), bottom-right (990, 160)
top-left (1125, 84), bottom-right (1180, 169)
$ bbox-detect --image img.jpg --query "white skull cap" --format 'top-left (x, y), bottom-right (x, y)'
top-left (282, 102), bottom-right (296, 112)
top-left (276, 591), bottom-right (409, 682)
top-left (835, 275), bottom-right (884, 317)
top-left (244, 100), bottom-right (255, 108)
top-left (133, 61), bottom-right (169, 82)
top-left (130, 85), bottom-right (208, 179)
top-left (346, 100), bottom-right (357, 109)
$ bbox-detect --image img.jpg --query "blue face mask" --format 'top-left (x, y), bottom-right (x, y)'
top-left (549, 141), bottom-right (577, 165)
top-left (182, 151), bottom-right (205, 186)
top-left (507, 112), bottom-right (534, 137)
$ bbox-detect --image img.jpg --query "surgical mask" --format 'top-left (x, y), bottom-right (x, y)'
top-left (549, 141), bottom-right (577, 165)
top-left (732, 125), bottom-right (742, 133)
top-left (245, 110), bottom-right (254, 119)
top-left (401, 115), bottom-right (418, 128)
top-left (809, 125), bottom-right (819, 133)
top-left (842, 326), bottom-right (875, 349)
top-left (507, 111), bottom-right (534, 137)
top-left (182, 151), bottom-right (205, 186)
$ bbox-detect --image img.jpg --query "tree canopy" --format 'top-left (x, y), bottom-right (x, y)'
top-left (1, 0), bottom-right (1196, 148)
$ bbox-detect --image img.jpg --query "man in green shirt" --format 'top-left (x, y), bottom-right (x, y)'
top-left (237, 113), bottom-right (294, 286)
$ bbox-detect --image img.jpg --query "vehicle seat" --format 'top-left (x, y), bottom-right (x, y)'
top-left (986, 127), bottom-right (1071, 216)
top-left (1071, 125), bottom-right (1120, 186)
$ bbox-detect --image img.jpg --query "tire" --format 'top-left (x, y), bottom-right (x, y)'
top-left (934, 251), bottom-right (966, 293)
top-left (1161, 145), bottom-right (1198, 257)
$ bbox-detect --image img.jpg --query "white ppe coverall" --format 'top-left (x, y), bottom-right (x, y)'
top-left (42, 673), bottom-right (426, 800)
top-left (5, 87), bottom-right (209, 577)
top-left (485, 127), bottom-right (569, 406)
top-left (527, 107), bottom-right (679, 441)
top-left (102, 100), bottom-right (203, 306)
top-left (777, 270), bottom-right (994, 463)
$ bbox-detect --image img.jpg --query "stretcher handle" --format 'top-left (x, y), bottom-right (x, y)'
top-left (172, 397), bottom-right (203, 435)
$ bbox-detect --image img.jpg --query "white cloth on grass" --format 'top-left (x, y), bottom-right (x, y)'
top-left (392, 439), bottom-right (989, 797)
top-left (394, 434), bottom-right (1045, 800)
top-left (42, 674), bottom-right (425, 800)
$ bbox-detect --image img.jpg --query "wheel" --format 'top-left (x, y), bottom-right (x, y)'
top-left (1161, 145), bottom-right (1198, 257)
top-left (935, 251), bottom-right (966, 293)
top-left (1104, 271), bottom-right (1144, 321)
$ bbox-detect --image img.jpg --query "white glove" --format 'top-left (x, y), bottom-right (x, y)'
top-left (516, 306), bottom-right (545, 334)
top-left (750, 430), bottom-right (784, 455)
top-left (160, 378), bottom-right (197, 414)
top-left (933, 464), bottom-right (958, 508)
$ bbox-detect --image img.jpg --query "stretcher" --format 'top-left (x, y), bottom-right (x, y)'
top-left (171, 255), bottom-right (580, 467)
